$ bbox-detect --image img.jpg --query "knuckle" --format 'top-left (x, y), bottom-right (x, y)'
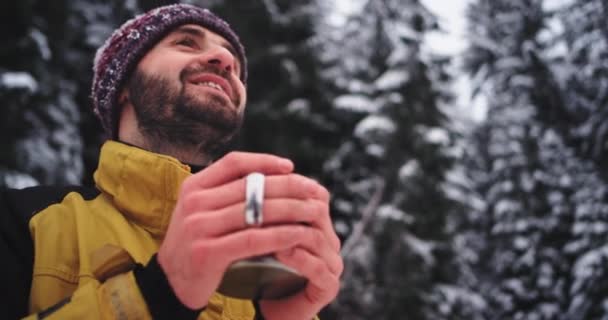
top-left (319, 186), bottom-right (331, 201)
top-left (330, 282), bottom-right (340, 298)
top-left (245, 231), bottom-right (257, 251)
top-left (277, 227), bottom-right (295, 243)
top-left (183, 215), bottom-right (205, 239)
top-left (189, 241), bottom-right (208, 266)
top-left (318, 200), bottom-right (330, 215)
top-left (179, 178), bottom-right (195, 196)
top-left (308, 200), bottom-right (324, 221)
top-left (181, 193), bottom-right (198, 213)
top-left (334, 235), bottom-right (343, 251)
top-left (313, 229), bottom-right (325, 249)
top-left (222, 152), bottom-right (243, 168)
top-left (336, 256), bottom-right (345, 275)
top-left (312, 259), bottom-right (326, 276)
top-left (285, 174), bottom-right (300, 193)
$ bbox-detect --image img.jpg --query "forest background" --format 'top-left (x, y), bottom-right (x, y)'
top-left (2, 0), bottom-right (607, 319)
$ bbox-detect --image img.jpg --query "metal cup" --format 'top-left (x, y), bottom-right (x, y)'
top-left (217, 256), bottom-right (307, 299)
top-left (217, 172), bottom-right (307, 299)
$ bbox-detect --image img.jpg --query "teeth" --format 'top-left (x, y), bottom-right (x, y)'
top-left (195, 81), bottom-right (224, 93)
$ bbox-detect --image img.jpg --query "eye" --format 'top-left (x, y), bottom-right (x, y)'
top-left (175, 37), bottom-right (198, 49)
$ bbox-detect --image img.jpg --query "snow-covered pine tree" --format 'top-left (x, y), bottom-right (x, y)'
top-left (0, 1), bottom-right (93, 187)
top-left (318, 0), bottom-right (465, 318)
top-left (546, 1), bottom-right (608, 318)
top-left (458, 0), bottom-right (603, 318)
top-left (560, 149), bottom-right (608, 319)
top-left (553, 0), bottom-right (608, 179)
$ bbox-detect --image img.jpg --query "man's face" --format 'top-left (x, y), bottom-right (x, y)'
top-left (124, 24), bottom-right (247, 156)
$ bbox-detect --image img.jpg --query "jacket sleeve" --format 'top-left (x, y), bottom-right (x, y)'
top-left (0, 186), bottom-right (101, 319)
top-left (24, 271), bottom-right (150, 319)
top-left (23, 254), bottom-right (203, 320)
top-left (0, 187), bottom-right (200, 320)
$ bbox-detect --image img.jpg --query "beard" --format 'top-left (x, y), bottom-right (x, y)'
top-left (126, 66), bottom-right (243, 160)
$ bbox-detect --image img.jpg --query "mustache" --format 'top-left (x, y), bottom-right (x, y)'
top-left (179, 64), bottom-right (240, 106)
top-left (180, 64), bottom-right (232, 84)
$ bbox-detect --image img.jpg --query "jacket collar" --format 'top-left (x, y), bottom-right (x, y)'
top-left (94, 141), bottom-right (192, 238)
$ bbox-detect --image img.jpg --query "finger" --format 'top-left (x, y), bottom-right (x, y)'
top-left (183, 199), bottom-right (319, 237)
top-left (183, 152), bottom-right (294, 191)
top-left (257, 249), bottom-right (340, 318)
top-left (191, 225), bottom-right (310, 265)
top-left (183, 197), bottom-right (341, 252)
top-left (275, 248), bottom-right (340, 301)
top-left (183, 174), bottom-right (327, 213)
top-left (276, 229), bottom-right (343, 276)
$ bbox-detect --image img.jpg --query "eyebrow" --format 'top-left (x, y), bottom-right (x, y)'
top-left (173, 26), bottom-right (239, 58)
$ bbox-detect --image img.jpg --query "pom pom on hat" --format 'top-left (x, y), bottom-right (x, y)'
top-left (92, 4), bottom-right (247, 139)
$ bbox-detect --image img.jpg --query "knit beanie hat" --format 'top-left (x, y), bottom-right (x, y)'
top-left (92, 4), bottom-right (247, 139)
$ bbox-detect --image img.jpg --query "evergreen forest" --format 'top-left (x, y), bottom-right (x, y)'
top-left (2, 0), bottom-right (608, 319)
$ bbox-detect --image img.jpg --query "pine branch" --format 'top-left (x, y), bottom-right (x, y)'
top-left (341, 177), bottom-right (386, 258)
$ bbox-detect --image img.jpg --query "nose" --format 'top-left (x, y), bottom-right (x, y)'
top-left (204, 46), bottom-right (235, 74)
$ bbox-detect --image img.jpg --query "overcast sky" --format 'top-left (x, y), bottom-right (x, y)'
top-left (422, 0), bottom-right (486, 122)
top-left (331, 0), bottom-right (485, 122)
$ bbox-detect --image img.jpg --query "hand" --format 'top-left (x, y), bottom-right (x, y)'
top-left (156, 152), bottom-right (340, 310)
top-left (258, 181), bottom-right (344, 320)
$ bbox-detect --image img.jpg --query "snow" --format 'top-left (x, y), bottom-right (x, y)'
top-left (3, 171), bottom-right (39, 189)
top-left (424, 127), bottom-right (451, 145)
top-left (399, 160), bottom-right (420, 180)
top-left (493, 199), bottom-right (522, 218)
top-left (391, 23), bottom-right (420, 42)
top-left (386, 45), bottom-right (411, 67)
top-left (435, 284), bottom-right (488, 310)
top-left (571, 245), bottom-right (608, 292)
top-left (334, 94), bottom-right (378, 113)
top-left (402, 233), bottom-right (435, 266)
top-left (540, 15), bottom-right (567, 59)
top-left (354, 115), bottom-right (397, 138)
top-left (286, 98), bottom-right (311, 115)
top-left (510, 75), bottom-right (535, 88)
top-left (377, 204), bottom-right (414, 224)
top-left (547, 191), bottom-right (565, 204)
top-left (328, 0), bottom-right (366, 27)
top-left (30, 29), bottom-right (52, 61)
top-left (513, 236), bottom-right (529, 250)
top-left (0, 72), bottom-right (39, 93)
top-left (281, 58), bottom-right (301, 85)
top-left (375, 69), bottom-right (410, 91)
top-left (348, 178), bottom-right (379, 196)
top-left (422, 0), bottom-right (469, 55)
top-left (543, 0), bottom-right (577, 11)
top-left (495, 56), bottom-right (526, 70)
top-left (334, 220), bottom-right (349, 235)
top-left (335, 198), bottom-right (354, 213)
top-left (346, 79), bottom-right (374, 95)
top-left (365, 144), bottom-right (386, 157)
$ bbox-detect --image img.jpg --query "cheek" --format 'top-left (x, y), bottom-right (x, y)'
top-left (139, 54), bottom-right (186, 83)
top-left (237, 85), bottom-right (247, 112)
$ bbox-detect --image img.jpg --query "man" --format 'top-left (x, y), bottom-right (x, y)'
top-left (1, 4), bottom-right (342, 319)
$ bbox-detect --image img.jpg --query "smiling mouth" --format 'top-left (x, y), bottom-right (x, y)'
top-left (193, 81), bottom-right (226, 94)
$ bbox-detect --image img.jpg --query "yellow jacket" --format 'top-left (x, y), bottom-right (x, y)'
top-left (23, 141), bottom-right (257, 319)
